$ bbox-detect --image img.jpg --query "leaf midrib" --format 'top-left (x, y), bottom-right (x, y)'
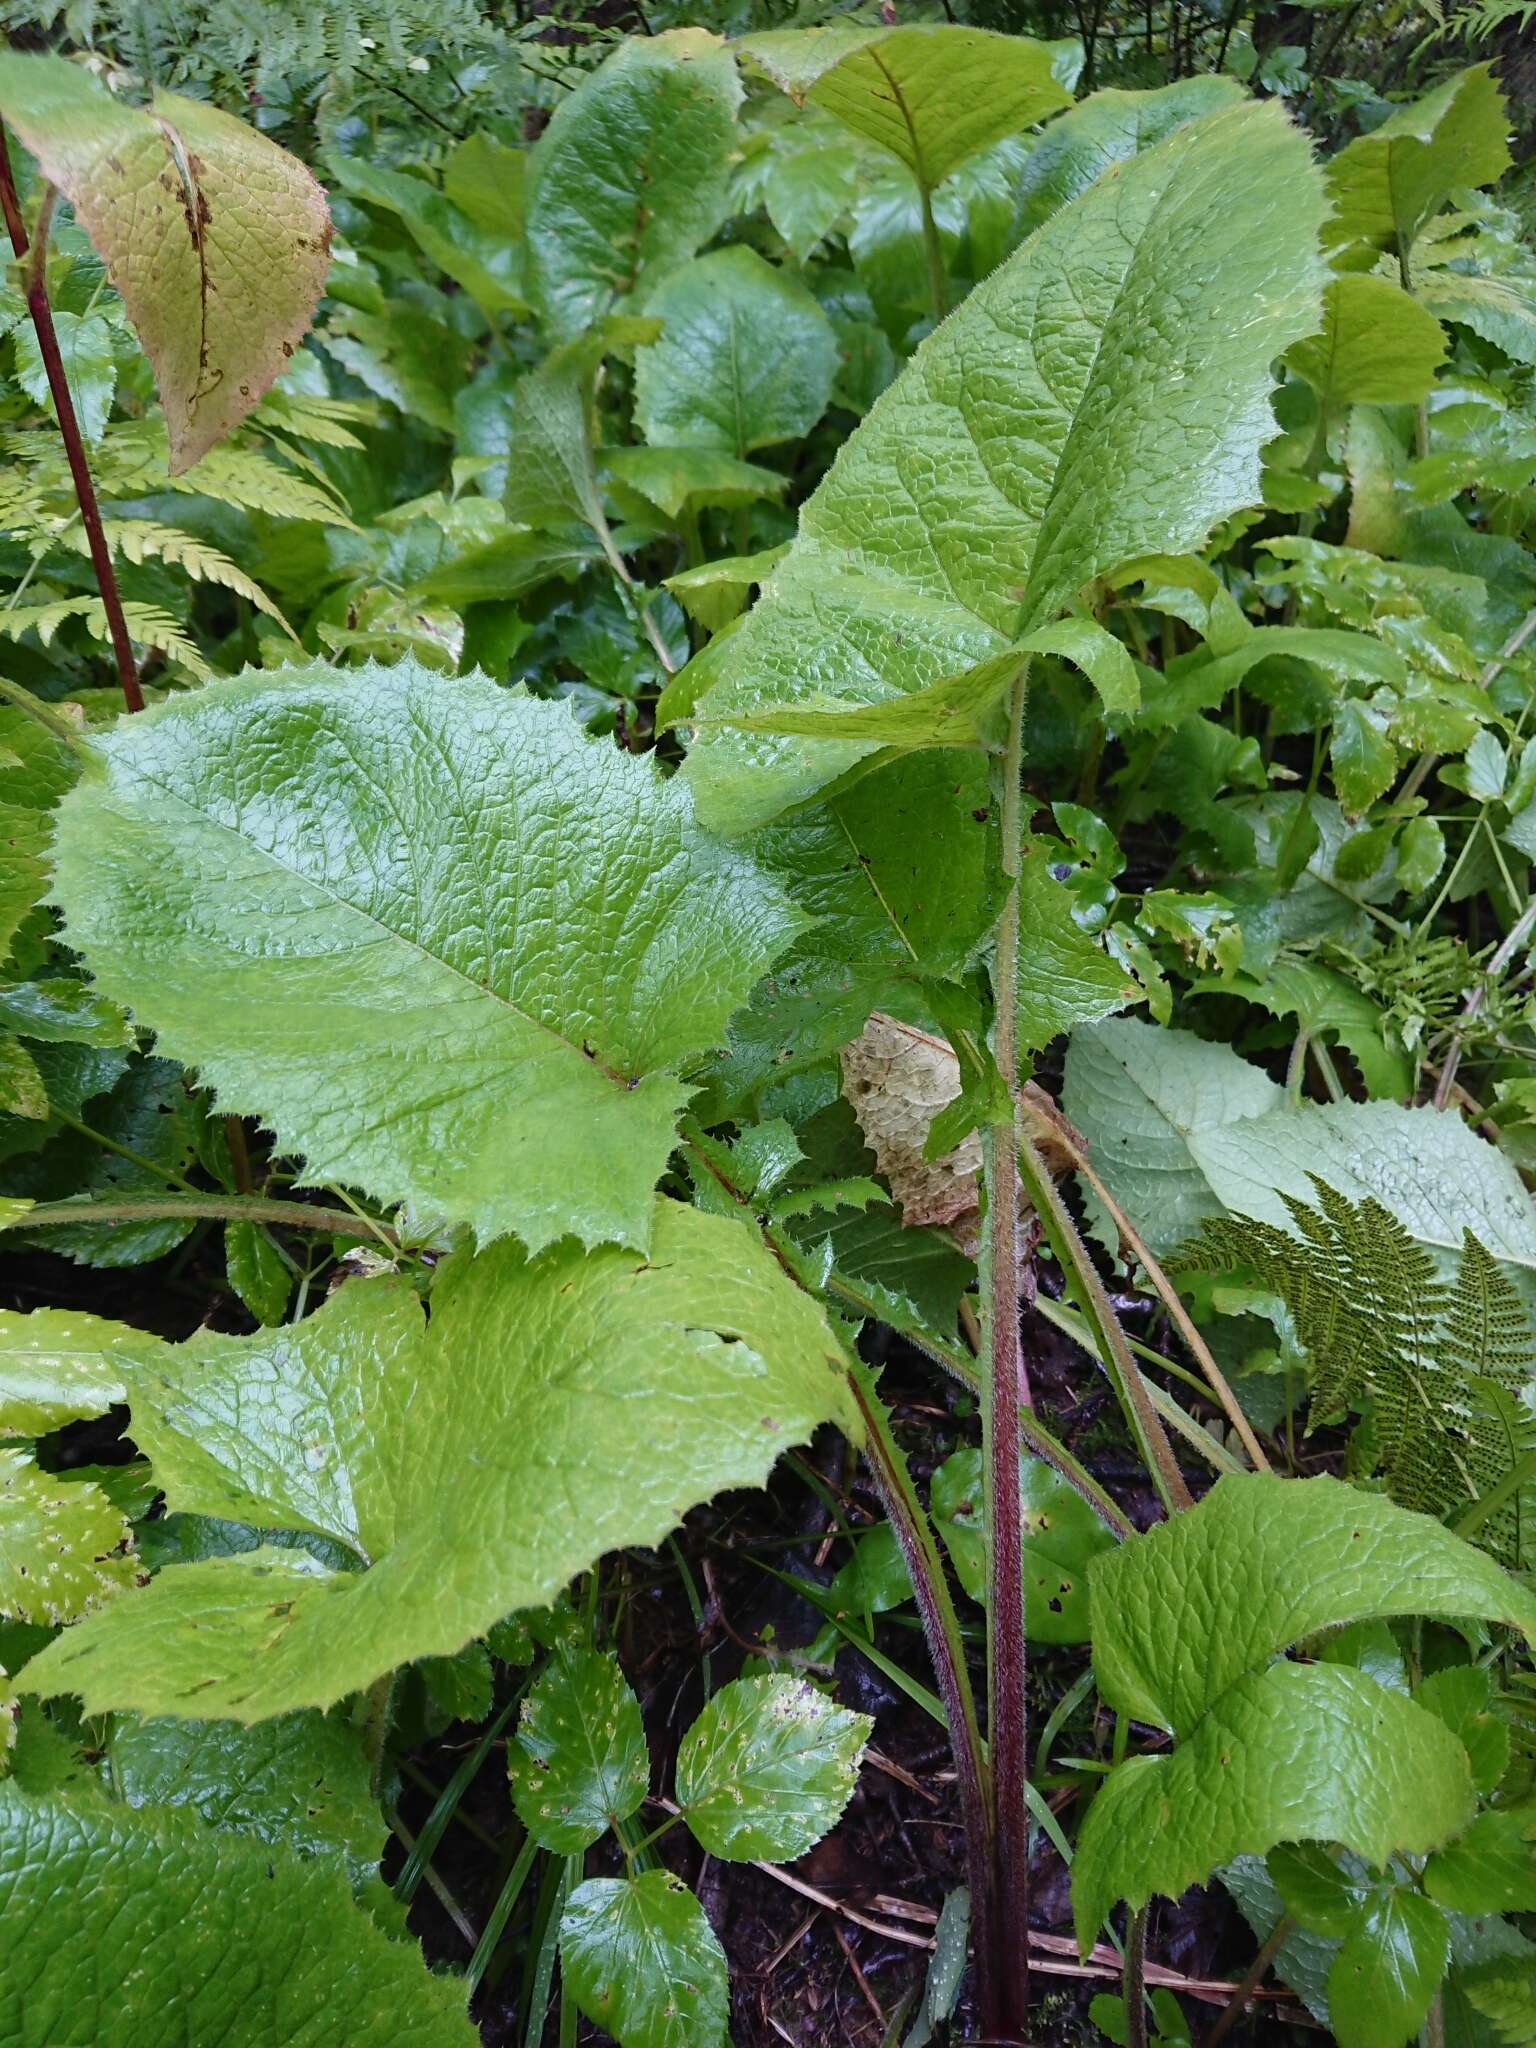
top-left (106, 736), bottom-right (633, 1087)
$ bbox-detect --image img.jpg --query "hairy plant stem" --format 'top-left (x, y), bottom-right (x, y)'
top-left (1124, 1907), bottom-right (1149, 2048)
top-left (919, 184), bottom-right (947, 327)
top-left (982, 666), bottom-right (1032, 2041)
top-left (846, 1362), bottom-right (999, 2027)
top-left (0, 135), bottom-right (142, 714)
top-left (14, 1191), bottom-right (401, 1244)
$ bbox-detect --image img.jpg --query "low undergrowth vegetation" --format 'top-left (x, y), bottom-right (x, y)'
top-left (0, 11), bottom-right (1531, 2048)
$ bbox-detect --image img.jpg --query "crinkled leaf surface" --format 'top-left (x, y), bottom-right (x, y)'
top-left (678, 101), bottom-right (1326, 832)
top-left (931, 1447), bottom-right (1117, 1644)
top-left (1073, 1663), bottom-right (1472, 1950)
top-left (635, 246), bottom-right (838, 455)
top-left (1324, 64), bottom-right (1511, 259)
top-left (1423, 1806), bottom-right (1536, 1915)
top-left (51, 661), bottom-right (800, 1253)
top-left (508, 1644), bottom-right (649, 1852)
top-left (561, 1870), bottom-right (728, 2048)
top-left (741, 25), bottom-right (1070, 192)
top-left (0, 1784), bottom-right (476, 2047)
top-left (20, 1200), bottom-right (858, 1719)
top-left (109, 1709), bottom-right (386, 1881)
top-left (0, 52), bottom-right (331, 471)
top-left (1090, 1472), bottom-right (1536, 1738)
top-left (676, 1675), bottom-right (870, 1860)
top-left (1286, 275), bottom-right (1448, 407)
top-left (523, 31), bottom-right (741, 345)
top-left (1013, 76), bottom-right (1245, 238)
top-left (0, 1449), bottom-right (139, 1624)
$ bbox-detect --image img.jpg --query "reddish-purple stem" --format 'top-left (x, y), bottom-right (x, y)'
top-left (0, 121), bottom-right (142, 714)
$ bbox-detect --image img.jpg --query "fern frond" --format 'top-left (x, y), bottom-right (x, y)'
top-left (0, 596), bottom-right (212, 681)
top-left (171, 444), bottom-right (359, 531)
top-left (254, 389), bottom-right (372, 452)
top-left (1177, 1183), bottom-right (1535, 1543)
top-left (81, 521), bottom-right (299, 638)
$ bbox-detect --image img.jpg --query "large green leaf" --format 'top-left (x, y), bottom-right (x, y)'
top-left (1286, 275), bottom-right (1448, 407)
top-left (675, 1675), bottom-right (870, 1860)
top-left (677, 101), bottom-right (1326, 832)
top-left (634, 247), bottom-right (838, 455)
top-left (1328, 1890), bottom-right (1450, 2048)
top-left (0, 1784), bottom-right (476, 2046)
top-left (1073, 1664), bottom-right (1472, 1951)
top-left (1012, 76), bottom-right (1245, 238)
top-left (0, 52), bottom-right (331, 472)
top-left (328, 157), bottom-right (524, 318)
top-left (740, 25), bottom-right (1070, 195)
top-left (1090, 1473), bottom-right (1536, 1738)
top-left (561, 1870), bottom-right (728, 2048)
top-left (108, 1710), bottom-right (386, 1881)
top-left (18, 1200), bottom-right (858, 1719)
top-left (523, 30), bottom-right (741, 345)
top-left (50, 661), bottom-right (800, 1254)
top-left (1324, 65), bottom-right (1511, 261)
top-left (508, 1644), bottom-right (649, 1853)
top-left (1073, 1472), bottom-right (1536, 1948)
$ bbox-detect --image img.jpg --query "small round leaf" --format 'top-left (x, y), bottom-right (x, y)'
top-left (676, 1674), bottom-right (870, 1861)
top-left (560, 1871), bottom-right (727, 2048)
top-left (508, 1645), bottom-right (648, 1853)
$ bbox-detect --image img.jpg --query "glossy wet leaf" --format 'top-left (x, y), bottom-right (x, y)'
top-left (0, 52), bottom-right (331, 471)
top-left (508, 1644), bottom-right (648, 1852)
top-left (19, 1200), bottom-right (859, 1718)
top-left (109, 1709), bottom-right (386, 1880)
top-left (51, 660), bottom-right (800, 1254)
top-left (1423, 1805), bottom-right (1536, 1914)
top-left (0, 1784), bottom-right (477, 2046)
top-left (676, 1675), bottom-right (870, 1860)
top-left (0, 1307), bottom-right (139, 1437)
top-left (635, 247), bottom-right (838, 455)
top-left (1327, 1889), bottom-right (1450, 2048)
top-left (523, 31), bottom-right (741, 345)
top-left (560, 1870), bottom-right (728, 2048)
top-left (931, 1447), bottom-right (1117, 1644)
top-left (679, 101), bottom-right (1325, 831)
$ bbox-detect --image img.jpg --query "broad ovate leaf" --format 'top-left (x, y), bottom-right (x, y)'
top-left (677, 101), bottom-right (1326, 832)
top-left (509, 1644), bottom-right (649, 1853)
top-left (1324, 64), bottom-right (1511, 261)
top-left (1073, 1663), bottom-right (1472, 1951)
top-left (675, 1675), bottom-right (870, 1860)
top-left (1328, 1890), bottom-right (1450, 2048)
top-left (1090, 1473), bottom-right (1536, 1739)
top-left (0, 1784), bottom-right (476, 2046)
top-left (51, 660), bottom-right (801, 1254)
top-left (1072, 1472), bottom-right (1536, 1947)
top-left (523, 31), bottom-right (741, 345)
top-left (635, 247), bottom-right (838, 455)
top-left (19, 1200), bottom-right (859, 1719)
top-left (560, 1870), bottom-right (728, 2048)
top-left (0, 52), bottom-right (331, 472)
top-left (741, 25), bottom-right (1071, 194)
top-left (1286, 276), bottom-right (1447, 407)
top-left (1013, 75), bottom-right (1245, 238)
